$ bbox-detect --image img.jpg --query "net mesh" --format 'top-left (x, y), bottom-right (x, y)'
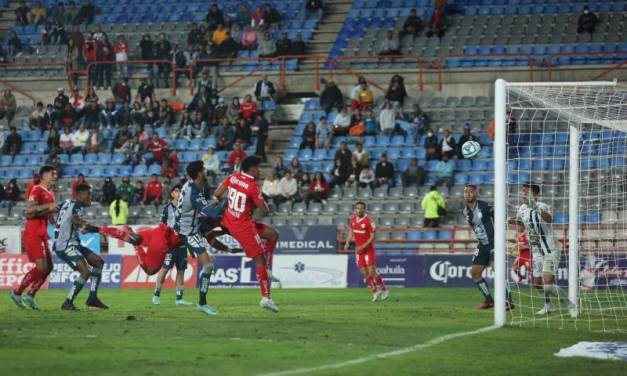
top-left (504, 84), bottom-right (627, 332)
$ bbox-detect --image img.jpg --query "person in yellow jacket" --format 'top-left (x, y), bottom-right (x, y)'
top-left (109, 196), bottom-right (128, 225)
top-left (421, 186), bottom-right (446, 228)
top-left (212, 24), bottom-right (229, 46)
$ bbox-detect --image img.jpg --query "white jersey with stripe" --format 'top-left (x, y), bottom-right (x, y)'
top-left (516, 201), bottom-right (558, 256)
top-left (52, 200), bottom-right (84, 252)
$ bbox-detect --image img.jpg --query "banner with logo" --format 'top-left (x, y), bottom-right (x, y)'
top-left (121, 255), bottom-right (197, 288)
top-left (347, 255), bottom-right (424, 288)
top-left (195, 255), bottom-right (259, 288)
top-left (272, 255), bottom-right (348, 288)
top-left (580, 253), bottom-right (627, 290)
top-left (0, 226), bottom-right (22, 254)
top-left (46, 224), bottom-right (101, 253)
top-left (48, 255), bottom-right (123, 289)
top-left (275, 225), bottom-right (338, 254)
top-left (0, 254), bottom-right (47, 290)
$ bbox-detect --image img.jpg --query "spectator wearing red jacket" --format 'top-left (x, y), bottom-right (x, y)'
top-left (145, 133), bottom-right (168, 167)
top-left (240, 94), bottom-right (257, 123)
top-left (306, 171), bottom-right (330, 205)
top-left (161, 150), bottom-right (180, 180)
top-left (143, 174), bottom-right (163, 205)
top-left (227, 141), bottom-right (247, 168)
top-left (71, 173), bottom-right (90, 200)
top-left (114, 34), bottom-right (129, 79)
top-left (82, 32), bottom-right (99, 81)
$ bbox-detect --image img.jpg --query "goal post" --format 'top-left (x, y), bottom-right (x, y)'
top-left (494, 79), bottom-right (627, 331)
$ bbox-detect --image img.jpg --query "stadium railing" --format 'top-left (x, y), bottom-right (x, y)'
top-left (0, 79), bottom-right (37, 106)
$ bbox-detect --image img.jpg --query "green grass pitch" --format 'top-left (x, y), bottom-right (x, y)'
top-left (1, 288), bottom-right (626, 375)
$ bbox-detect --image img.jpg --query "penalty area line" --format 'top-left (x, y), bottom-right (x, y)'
top-left (258, 324), bottom-right (499, 376)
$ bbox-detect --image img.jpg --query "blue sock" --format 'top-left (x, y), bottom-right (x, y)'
top-left (198, 273), bottom-right (210, 306)
top-left (88, 267), bottom-right (102, 299)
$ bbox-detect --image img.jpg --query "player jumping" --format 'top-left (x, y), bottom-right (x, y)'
top-left (512, 183), bottom-right (575, 316)
top-left (213, 156), bottom-right (280, 313)
top-left (462, 184), bottom-right (513, 310)
top-left (53, 185), bottom-right (108, 310)
top-left (343, 201), bottom-right (388, 302)
top-left (10, 165), bottom-right (59, 310)
top-left (511, 223), bottom-right (531, 283)
top-left (152, 184), bottom-right (192, 306)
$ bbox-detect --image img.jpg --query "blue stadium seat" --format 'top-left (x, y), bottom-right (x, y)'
top-left (426, 160), bottom-right (439, 171)
top-left (423, 230), bottom-right (438, 240)
top-left (70, 154), bottom-right (84, 165)
top-left (112, 153), bottom-right (125, 164)
top-left (468, 174), bottom-right (483, 185)
top-left (438, 231), bottom-right (452, 240)
top-left (148, 164), bottom-right (161, 175)
top-left (454, 174), bottom-right (467, 185)
top-left (0, 155), bottom-right (12, 166)
top-left (553, 212), bottom-right (568, 225)
top-left (406, 231), bottom-right (422, 240)
top-left (119, 165), bottom-right (133, 176)
top-left (312, 149), bottom-right (327, 161)
top-left (84, 153), bottom-right (98, 164)
top-left (299, 149), bottom-right (313, 159)
top-left (456, 159), bottom-right (472, 171)
top-left (98, 153), bottom-right (112, 164)
top-left (91, 167), bottom-right (105, 177)
top-left (132, 165), bottom-right (147, 177)
top-left (78, 167), bottom-right (91, 176)
top-left (189, 139), bottom-right (203, 150)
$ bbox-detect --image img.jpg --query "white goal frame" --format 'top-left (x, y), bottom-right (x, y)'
top-left (493, 79), bottom-right (620, 327)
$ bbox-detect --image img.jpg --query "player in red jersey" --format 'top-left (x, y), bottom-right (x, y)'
top-left (511, 224), bottom-right (532, 284)
top-left (344, 201), bottom-right (388, 302)
top-left (10, 165), bottom-right (59, 310)
top-left (213, 156), bottom-right (280, 313)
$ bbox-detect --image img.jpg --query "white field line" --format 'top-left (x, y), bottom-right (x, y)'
top-left (258, 324), bottom-right (499, 376)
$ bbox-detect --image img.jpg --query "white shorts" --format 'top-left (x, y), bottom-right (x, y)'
top-left (532, 249), bottom-right (561, 277)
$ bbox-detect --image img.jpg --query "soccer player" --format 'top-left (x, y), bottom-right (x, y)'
top-left (10, 165), bottom-right (59, 310)
top-left (213, 156), bottom-right (280, 313)
top-left (343, 201), bottom-right (388, 302)
top-left (152, 184), bottom-right (192, 306)
top-left (512, 183), bottom-right (574, 316)
top-left (511, 224), bottom-right (531, 283)
top-left (462, 184), bottom-right (513, 310)
top-left (53, 185), bottom-right (108, 310)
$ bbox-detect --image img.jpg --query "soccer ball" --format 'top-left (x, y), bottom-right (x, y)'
top-left (461, 141), bottom-right (481, 159)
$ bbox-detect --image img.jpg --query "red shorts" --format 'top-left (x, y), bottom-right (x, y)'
top-left (356, 248), bottom-right (377, 268)
top-left (137, 225), bottom-right (180, 270)
top-left (223, 219), bottom-right (264, 258)
top-left (23, 234), bottom-right (52, 264)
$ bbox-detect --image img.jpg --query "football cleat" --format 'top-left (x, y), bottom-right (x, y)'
top-left (536, 304), bottom-right (557, 315)
top-left (371, 291), bottom-right (382, 302)
top-left (196, 304), bottom-right (218, 316)
top-left (506, 301), bottom-right (516, 311)
top-left (152, 296), bottom-right (160, 305)
top-left (478, 300), bottom-right (494, 309)
top-left (9, 291), bottom-right (27, 309)
top-left (86, 297), bottom-right (109, 309)
top-left (379, 290), bottom-right (389, 301)
top-left (175, 299), bottom-right (193, 306)
top-left (21, 295), bottom-right (40, 310)
top-left (566, 300), bottom-right (578, 318)
top-left (61, 301), bottom-right (79, 311)
top-left (260, 297), bottom-right (280, 313)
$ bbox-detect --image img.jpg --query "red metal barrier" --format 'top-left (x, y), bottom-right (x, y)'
top-left (0, 79), bottom-right (37, 106)
top-left (0, 61), bottom-right (73, 93)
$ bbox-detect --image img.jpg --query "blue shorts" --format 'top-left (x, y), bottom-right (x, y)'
top-left (162, 246), bottom-right (188, 271)
top-left (55, 245), bottom-right (95, 270)
top-left (472, 246), bottom-right (494, 267)
top-left (179, 233), bottom-right (209, 256)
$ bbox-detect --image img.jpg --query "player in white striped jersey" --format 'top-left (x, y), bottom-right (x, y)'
top-left (512, 184), bottom-right (575, 316)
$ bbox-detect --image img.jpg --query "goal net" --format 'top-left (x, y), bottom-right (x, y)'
top-left (494, 80), bottom-right (627, 332)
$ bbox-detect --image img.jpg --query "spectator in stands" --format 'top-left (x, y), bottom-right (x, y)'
top-left (143, 174), bottom-right (163, 206)
top-left (229, 23), bottom-right (243, 45)
top-left (403, 158), bottom-right (425, 187)
top-left (159, 99), bottom-right (174, 127)
top-left (139, 34), bottom-right (157, 88)
top-left (2, 126), bottom-right (21, 156)
top-left (346, 158), bottom-right (362, 188)
top-left (41, 22), bottom-right (53, 45)
top-left (69, 88), bottom-right (85, 110)
top-left (251, 6), bottom-right (264, 29)
top-left (202, 147), bottom-right (220, 178)
top-left (255, 110), bottom-right (270, 162)
top-left (115, 101), bottom-right (131, 126)
top-left (136, 77), bottom-right (156, 104)
top-left (276, 32), bottom-right (291, 56)
top-left (28, 2), bottom-right (47, 25)
top-left (215, 117), bottom-right (236, 148)
top-left (227, 97), bottom-right (241, 124)
top-left (224, 5), bottom-right (239, 26)
top-left (258, 30), bottom-right (277, 57)
top-left (154, 33), bottom-right (172, 88)
top-left (297, 172), bottom-right (311, 201)
top-left (145, 133), bottom-right (168, 167)
top-left (112, 77), bottom-right (131, 104)
top-left (134, 123), bottom-right (149, 144)
top-left (171, 44), bottom-right (188, 88)
top-left (290, 157), bottom-right (303, 179)
top-left (116, 176), bottom-right (135, 204)
top-left (206, 3), bottom-right (225, 32)
top-left (262, 172), bottom-right (281, 207)
top-left (15, 1), bottom-right (30, 26)
top-left (2, 179), bottom-right (21, 209)
top-left (144, 102), bottom-right (160, 128)
top-left (121, 134), bottom-right (142, 167)
top-left (101, 177), bottom-right (116, 205)
top-left (98, 99), bottom-right (116, 128)
top-left (385, 75), bottom-right (408, 107)
top-left (410, 103), bottom-right (428, 133)
top-left (234, 118), bottom-right (252, 146)
top-left (240, 94), bottom-right (257, 123)
top-left (577, 5), bottom-right (598, 35)
top-left (49, 20), bottom-right (67, 45)
top-left (331, 159), bottom-right (348, 187)
top-left (334, 141), bottom-right (352, 170)
top-left (7, 31), bottom-right (22, 59)
top-left (306, 0), bottom-right (324, 19)
top-left (435, 154), bottom-right (454, 189)
top-left (320, 80), bottom-right (343, 114)
top-left (212, 24), bottom-right (229, 47)
top-left (307, 172), bottom-right (329, 205)
top-left (66, 1), bottom-right (78, 25)
top-left (421, 186), bottom-right (445, 228)
top-left (66, 38), bottom-right (80, 87)
top-left (375, 153), bottom-right (395, 187)
top-left (457, 123), bottom-right (479, 159)
top-left (0, 44), bottom-right (6, 64)
top-left (348, 111), bottom-right (365, 136)
top-left (440, 129), bottom-right (457, 160)
top-left (263, 4), bottom-right (282, 28)
top-left (187, 23), bottom-right (205, 47)
top-left (45, 150), bottom-right (61, 175)
top-left (400, 9), bottom-right (423, 40)
top-left (161, 150), bottom-right (179, 180)
top-left (82, 32), bottom-right (98, 81)
top-left (114, 35), bottom-right (129, 79)
top-left (85, 125), bottom-right (103, 154)
top-left (71, 173), bottom-right (89, 199)
top-left (254, 74), bottom-right (276, 103)
top-left (0, 126), bottom-right (5, 151)
top-left (424, 128), bottom-right (440, 161)
top-left (379, 29), bottom-right (400, 56)
top-left (332, 107), bottom-right (351, 136)
top-left (359, 164), bottom-right (375, 190)
top-left (95, 33), bottom-right (113, 89)
top-left (426, 6), bottom-right (446, 38)
top-left (81, 99), bottom-right (99, 128)
top-left (112, 123), bottom-right (131, 152)
top-left (278, 171), bottom-right (298, 204)
top-left (0, 90), bottom-right (17, 127)
top-left (133, 180), bottom-right (145, 205)
top-left (352, 81), bottom-right (374, 111)
top-left (241, 25), bottom-right (257, 51)
top-left (316, 116), bottom-right (332, 150)
top-left (273, 157), bottom-right (287, 178)
top-left (82, 86), bottom-right (96, 103)
top-left (46, 127), bottom-right (60, 154)
top-left (227, 141), bottom-right (247, 169)
top-left (72, 123), bottom-right (89, 154)
top-left (353, 141), bottom-right (369, 167)
top-left (59, 126), bottom-right (76, 155)
top-left (300, 122), bottom-right (316, 150)
top-left (379, 102), bottom-right (398, 136)
top-left (363, 108), bottom-right (378, 135)
top-left (290, 33), bottom-right (306, 56)
top-left (76, 0), bottom-right (95, 25)
top-left (58, 102), bottom-right (76, 128)
top-left (109, 195), bottom-right (128, 225)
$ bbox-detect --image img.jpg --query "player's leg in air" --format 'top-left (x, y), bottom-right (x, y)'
top-left (57, 246), bottom-right (108, 310)
top-left (97, 225), bottom-right (168, 275)
top-left (11, 237), bottom-right (53, 310)
top-left (256, 223), bottom-right (282, 288)
top-left (153, 246), bottom-right (192, 306)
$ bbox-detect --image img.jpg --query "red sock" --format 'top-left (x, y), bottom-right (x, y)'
top-left (14, 267), bottom-right (43, 295)
top-left (27, 270), bottom-right (49, 297)
top-left (365, 276), bottom-right (377, 293)
top-left (375, 275), bottom-right (386, 291)
top-left (256, 265), bottom-right (270, 298)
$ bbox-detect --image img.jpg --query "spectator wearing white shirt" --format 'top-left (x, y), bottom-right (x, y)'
top-left (262, 173), bottom-right (281, 207)
top-left (59, 126), bottom-right (76, 155)
top-left (379, 101), bottom-right (397, 136)
top-left (315, 116), bottom-right (332, 150)
top-left (359, 165), bottom-right (375, 190)
top-left (202, 146), bottom-right (220, 178)
top-left (352, 141), bottom-right (369, 167)
top-left (254, 74), bottom-right (276, 103)
top-left (440, 129), bottom-right (457, 159)
top-left (72, 123), bottom-right (90, 154)
top-left (332, 106), bottom-right (351, 136)
top-left (278, 171), bottom-right (298, 204)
